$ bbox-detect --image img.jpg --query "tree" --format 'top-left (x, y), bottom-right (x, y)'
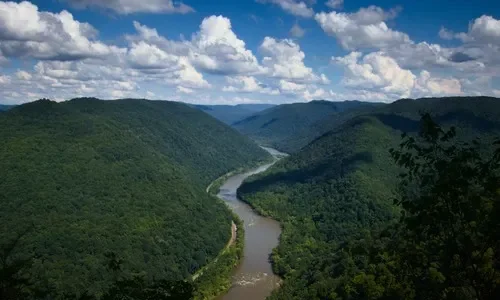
top-left (390, 114), bottom-right (500, 300)
top-left (0, 227), bottom-right (35, 300)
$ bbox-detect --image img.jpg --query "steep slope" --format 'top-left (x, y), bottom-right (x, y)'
top-left (194, 104), bottom-right (275, 124)
top-left (238, 96), bottom-right (500, 299)
top-left (233, 100), bottom-right (381, 153)
top-left (0, 98), bottom-right (270, 298)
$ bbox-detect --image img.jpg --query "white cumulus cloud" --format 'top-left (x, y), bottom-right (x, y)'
top-left (64, 0), bottom-right (194, 15)
top-left (325, 0), bottom-right (343, 9)
top-left (260, 37), bottom-right (329, 84)
top-left (189, 16), bottom-right (263, 75)
top-left (0, 1), bottom-right (122, 60)
top-left (415, 71), bottom-right (462, 96)
top-left (223, 76), bottom-right (279, 95)
top-left (257, 0), bottom-right (314, 18)
top-left (315, 6), bottom-right (410, 50)
top-left (333, 51), bottom-right (463, 99)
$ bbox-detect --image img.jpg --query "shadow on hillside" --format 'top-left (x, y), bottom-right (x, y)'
top-left (437, 110), bottom-right (500, 131)
top-left (374, 111), bottom-right (500, 133)
top-left (239, 152), bottom-right (373, 194)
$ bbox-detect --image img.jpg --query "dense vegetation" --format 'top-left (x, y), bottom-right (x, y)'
top-left (194, 104), bottom-right (275, 125)
top-left (238, 97), bottom-right (500, 299)
top-left (0, 98), bottom-right (270, 299)
top-left (193, 214), bottom-right (245, 300)
top-left (233, 100), bottom-right (381, 153)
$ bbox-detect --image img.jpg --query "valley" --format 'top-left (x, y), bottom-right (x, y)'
top-left (1, 96), bottom-right (499, 300)
top-left (236, 96), bottom-right (500, 300)
top-left (1, 1), bottom-right (499, 298)
top-left (216, 147), bottom-right (287, 300)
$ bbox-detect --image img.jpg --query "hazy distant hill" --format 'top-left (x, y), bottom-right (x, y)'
top-left (233, 100), bottom-right (381, 153)
top-left (194, 103), bottom-right (275, 124)
top-left (238, 96), bottom-right (500, 300)
top-left (0, 98), bottom-right (270, 298)
top-left (0, 104), bottom-right (13, 111)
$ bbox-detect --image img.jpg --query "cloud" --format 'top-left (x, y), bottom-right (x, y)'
top-left (325, 0), bottom-right (343, 9)
top-left (384, 41), bottom-right (487, 75)
top-left (333, 51), bottom-right (463, 99)
top-left (2, 2), bottom-right (496, 105)
top-left (414, 71), bottom-right (462, 96)
top-left (458, 15), bottom-right (500, 44)
top-left (277, 80), bottom-right (332, 101)
top-left (435, 16), bottom-right (500, 73)
top-left (257, 0), bottom-right (314, 18)
top-left (167, 57), bottom-right (211, 89)
top-left (290, 23), bottom-right (306, 38)
top-left (0, 1), bottom-right (122, 61)
top-left (223, 76), bottom-right (279, 95)
top-left (0, 74), bottom-right (10, 84)
top-left (64, 0), bottom-right (194, 15)
top-left (189, 16), bottom-right (263, 75)
top-left (448, 51), bottom-right (475, 63)
top-left (127, 41), bottom-right (181, 70)
top-left (16, 70), bottom-right (32, 80)
top-left (126, 21), bottom-right (190, 56)
top-left (333, 51), bottom-right (415, 98)
top-left (260, 37), bottom-right (329, 84)
top-left (315, 6), bottom-right (409, 50)
top-left (129, 18), bottom-right (256, 83)
top-left (1, 62), bottom-right (150, 104)
top-left (177, 86), bottom-right (194, 94)
top-left (439, 27), bottom-right (454, 40)
top-left (278, 79), bottom-right (307, 93)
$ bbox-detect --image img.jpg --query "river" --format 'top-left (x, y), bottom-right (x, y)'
top-left (217, 147), bottom-right (287, 300)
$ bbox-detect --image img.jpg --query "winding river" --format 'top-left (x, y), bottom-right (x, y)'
top-left (217, 147), bottom-right (287, 300)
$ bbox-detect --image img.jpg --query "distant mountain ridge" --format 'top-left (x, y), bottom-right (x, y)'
top-left (233, 100), bottom-right (382, 153)
top-left (193, 103), bottom-right (275, 124)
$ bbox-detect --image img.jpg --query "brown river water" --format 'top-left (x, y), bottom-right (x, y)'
top-left (217, 147), bottom-right (287, 300)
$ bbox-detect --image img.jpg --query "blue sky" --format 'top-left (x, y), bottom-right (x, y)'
top-left (0, 0), bottom-right (499, 104)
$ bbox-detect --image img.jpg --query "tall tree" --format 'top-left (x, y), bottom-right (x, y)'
top-left (389, 114), bottom-right (500, 300)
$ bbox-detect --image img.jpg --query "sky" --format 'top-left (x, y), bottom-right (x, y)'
top-left (0, 0), bottom-right (499, 105)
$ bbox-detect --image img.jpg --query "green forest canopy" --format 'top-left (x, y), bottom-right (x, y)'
top-left (238, 96), bottom-right (500, 300)
top-left (0, 98), bottom-right (270, 299)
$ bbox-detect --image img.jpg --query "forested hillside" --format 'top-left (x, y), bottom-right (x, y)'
top-left (194, 104), bottom-right (275, 124)
top-left (0, 104), bottom-right (13, 111)
top-left (233, 100), bottom-right (381, 153)
top-left (0, 98), bottom-right (270, 299)
top-left (238, 96), bottom-right (500, 299)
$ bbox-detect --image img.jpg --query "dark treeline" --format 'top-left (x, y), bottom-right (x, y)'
top-left (238, 97), bottom-right (500, 299)
top-left (0, 98), bottom-right (270, 299)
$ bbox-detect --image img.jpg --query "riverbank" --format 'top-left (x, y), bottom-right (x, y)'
top-left (193, 212), bottom-right (245, 300)
top-left (206, 156), bottom-right (276, 196)
top-left (218, 148), bottom-right (287, 300)
top-left (193, 155), bottom-right (275, 299)
top-left (194, 148), bottom-right (287, 300)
